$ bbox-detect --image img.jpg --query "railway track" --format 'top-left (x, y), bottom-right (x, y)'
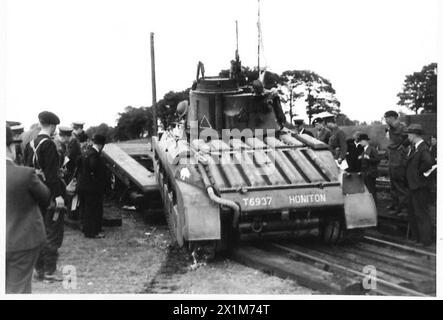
top-left (231, 234), bottom-right (435, 296)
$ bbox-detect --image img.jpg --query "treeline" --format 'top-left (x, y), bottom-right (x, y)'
top-left (90, 62), bottom-right (436, 142)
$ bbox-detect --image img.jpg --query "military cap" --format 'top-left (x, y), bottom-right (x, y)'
top-left (312, 117), bottom-right (324, 124)
top-left (92, 134), bottom-right (106, 145)
top-left (10, 124), bottom-right (24, 134)
top-left (58, 126), bottom-right (73, 136)
top-left (384, 110), bottom-right (399, 119)
top-left (72, 121), bottom-right (85, 128)
top-left (358, 133), bottom-right (370, 141)
top-left (6, 127), bottom-right (22, 146)
top-left (293, 117), bottom-right (305, 125)
top-left (6, 121), bottom-right (21, 127)
top-left (38, 111), bottom-right (60, 125)
top-left (404, 123), bottom-right (423, 135)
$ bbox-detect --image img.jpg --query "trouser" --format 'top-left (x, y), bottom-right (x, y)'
top-left (389, 166), bottom-right (408, 210)
top-left (364, 174), bottom-right (377, 204)
top-left (80, 192), bottom-right (104, 237)
top-left (6, 246), bottom-right (42, 293)
top-left (35, 206), bottom-right (65, 275)
top-left (407, 188), bottom-right (433, 245)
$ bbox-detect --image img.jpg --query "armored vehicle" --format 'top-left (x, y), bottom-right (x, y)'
top-left (152, 63), bottom-right (377, 256)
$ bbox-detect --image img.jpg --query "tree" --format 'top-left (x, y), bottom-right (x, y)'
top-left (335, 113), bottom-right (356, 126)
top-left (86, 123), bottom-right (116, 142)
top-left (114, 106), bottom-right (153, 141)
top-left (278, 70), bottom-right (341, 125)
top-left (397, 63), bottom-right (437, 114)
top-left (156, 89), bottom-right (190, 129)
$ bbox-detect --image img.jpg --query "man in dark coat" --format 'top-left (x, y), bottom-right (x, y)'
top-left (346, 131), bottom-right (364, 172)
top-left (357, 134), bottom-right (380, 204)
top-left (404, 124), bottom-right (435, 246)
top-left (78, 134), bottom-right (108, 238)
top-left (23, 111), bottom-right (66, 281)
top-left (384, 110), bottom-right (409, 215)
top-left (6, 126), bottom-right (50, 293)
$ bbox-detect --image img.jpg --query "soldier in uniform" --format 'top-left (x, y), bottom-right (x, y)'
top-left (357, 133), bottom-right (380, 204)
top-left (404, 124), bottom-right (434, 246)
top-left (313, 117), bottom-right (331, 144)
top-left (325, 117), bottom-right (348, 164)
top-left (293, 118), bottom-right (314, 137)
top-left (23, 111), bottom-right (66, 281)
top-left (6, 127), bottom-right (50, 293)
top-left (384, 110), bottom-right (409, 215)
top-left (78, 134), bottom-right (108, 238)
top-left (10, 124), bottom-right (25, 165)
top-left (252, 80), bottom-right (287, 129)
top-left (72, 121), bottom-right (88, 143)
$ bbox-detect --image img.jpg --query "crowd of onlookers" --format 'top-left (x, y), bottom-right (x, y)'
top-left (6, 111), bottom-right (108, 293)
top-left (293, 111), bottom-right (437, 247)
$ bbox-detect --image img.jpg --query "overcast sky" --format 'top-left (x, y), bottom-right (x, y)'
top-left (3, 0), bottom-right (440, 129)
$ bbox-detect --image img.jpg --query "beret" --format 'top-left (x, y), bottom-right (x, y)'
top-left (384, 110), bottom-right (399, 118)
top-left (38, 111), bottom-right (60, 125)
top-left (92, 134), bottom-right (106, 145)
top-left (404, 123), bottom-right (423, 135)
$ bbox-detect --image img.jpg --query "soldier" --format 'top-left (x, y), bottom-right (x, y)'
top-left (325, 117), bottom-right (348, 164)
top-left (10, 124), bottom-right (25, 165)
top-left (404, 124), bottom-right (434, 246)
top-left (252, 80), bottom-right (287, 129)
top-left (384, 110), bottom-right (409, 215)
top-left (78, 134), bottom-right (108, 238)
top-left (313, 117), bottom-right (331, 144)
top-left (293, 118), bottom-right (314, 137)
top-left (6, 127), bottom-right (50, 293)
top-left (23, 111), bottom-right (66, 282)
top-left (72, 121), bottom-right (88, 143)
top-left (357, 133), bottom-right (380, 204)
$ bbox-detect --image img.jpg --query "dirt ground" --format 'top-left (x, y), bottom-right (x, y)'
top-left (32, 202), bottom-right (312, 295)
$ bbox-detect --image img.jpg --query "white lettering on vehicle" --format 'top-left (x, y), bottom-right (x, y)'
top-left (288, 193), bottom-right (326, 204)
top-left (242, 196), bottom-right (272, 207)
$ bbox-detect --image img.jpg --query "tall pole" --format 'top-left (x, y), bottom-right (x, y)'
top-left (257, 0), bottom-right (260, 72)
top-left (150, 32), bottom-right (158, 136)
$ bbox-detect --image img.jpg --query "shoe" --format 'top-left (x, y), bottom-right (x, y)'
top-left (43, 271), bottom-right (63, 282)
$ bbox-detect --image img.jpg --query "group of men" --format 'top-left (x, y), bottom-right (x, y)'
top-left (6, 111), bottom-right (108, 293)
top-left (291, 110), bottom-right (435, 246)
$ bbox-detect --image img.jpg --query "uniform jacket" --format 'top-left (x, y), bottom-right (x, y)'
top-left (23, 134), bottom-right (65, 198)
top-left (316, 127), bottom-right (331, 144)
top-left (78, 146), bottom-right (107, 195)
top-left (406, 141), bottom-right (434, 190)
top-left (329, 127), bottom-right (348, 160)
top-left (359, 145), bottom-right (380, 178)
top-left (387, 121), bottom-right (408, 167)
top-left (6, 160), bottom-right (50, 252)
